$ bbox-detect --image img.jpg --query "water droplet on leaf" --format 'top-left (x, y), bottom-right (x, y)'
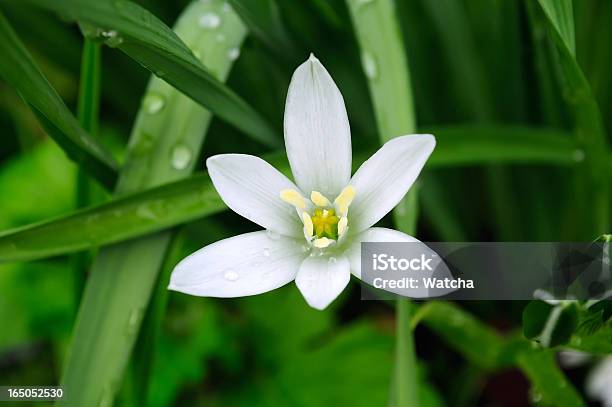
top-left (215, 33), bottom-right (226, 42)
top-left (170, 144), bottom-right (192, 170)
top-left (102, 30), bottom-right (123, 47)
top-left (227, 47), bottom-right (240, 61)
top-left (198, 12), bottom-right (221, 29)
top-left (572, 149), bottom-right (585, 162)
top-left (143, 92), bottom-right (165, 114)
top-left (361, 51), bottom-right (378, 80)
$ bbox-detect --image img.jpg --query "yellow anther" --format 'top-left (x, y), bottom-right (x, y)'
top-left (334, 185), bottom-right (356, 216)
top-left (280, 189), bottom-right (306, 209)
top-left (337, 216), bottom-right (348, 236)
top-left (310, 191), bottom-right (331, 207)
top-left (302, 212), bottom-right (313, 239)
top-left (313, 237), bottom-right (333, 248)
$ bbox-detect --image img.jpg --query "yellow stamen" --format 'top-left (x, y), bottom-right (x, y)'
top-left (312, 208), bottom-right (339, 239)
top-left (313, 237), bottom-right (333, 248)
top-left (337, 216), bottom-right (348, 236)
top-left (310, 191), bottom-right (331, 207)
top-left (334, 185), bottom-right (356, 216)
top-left (280, 189), bottom-right (306, 209)
top-left (302, 212), bottom-right (313, 239)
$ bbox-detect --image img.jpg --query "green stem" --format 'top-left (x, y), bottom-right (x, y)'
top-left (395, 299), bottom-right (419, 407)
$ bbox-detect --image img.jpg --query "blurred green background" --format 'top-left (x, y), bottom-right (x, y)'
top-left (0, 0), bottom-right (610, 406)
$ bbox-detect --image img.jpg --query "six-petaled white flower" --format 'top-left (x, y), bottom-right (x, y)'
top-left (168, 54), bottom-right (435, 310)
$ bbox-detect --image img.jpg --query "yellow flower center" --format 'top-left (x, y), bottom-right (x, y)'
top-left (311, 208), bottom-right (339, 239)
top-left (280, 186), bottom-right (355, 249)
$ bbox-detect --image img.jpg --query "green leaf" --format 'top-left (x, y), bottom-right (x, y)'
top-left (16, 0), bottom-right (280, 148)
top-left (345, 1), bottom-right (419, 405)
top-left (535, 0), bottom-right (610, 235)
top-left (522, 301), bottom-right (578, 348)
top-left (517, 350), bottom-right (585, 407)
top-left (413, 301), bottom-right (508, 370)
top-left (228, 0), bottom-right (297, 62)
top-left (57, 2), bottom-right (248, 406)
top-left (426, 125), bottom-right (579, 167)
top-left (0, 12), bottom-right (118, 188)
top-left (523, 300), bottom-right (553, 340)
top-left (537, 0), bottom-right (576, 56)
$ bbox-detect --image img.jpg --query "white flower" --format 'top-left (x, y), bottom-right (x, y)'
top-left (168, 54), bottom-right (435, 310)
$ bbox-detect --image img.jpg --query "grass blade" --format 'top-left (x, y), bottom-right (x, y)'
top-left (536, 0), bottom-right (610, 235)
top-left (0, 11), bottom-right (118, 188)
top-left (345, 0), bottom-right (419, 405)
top-left (0, 126), bottom-right (578, 264)
top-left (537, 0), bottom-right (576, 56)
top-left (14, 0), bottom-right (280, 148)
top-left (58, 2), bottom-right (247, 406)
top-left (228, 0), bottom-right (297, 62)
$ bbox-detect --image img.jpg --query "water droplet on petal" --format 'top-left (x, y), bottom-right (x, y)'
top-left (170, 144), bottom-right (192, 170)
top-left (198, 12), bottom-right (221, 29)
top-left (266, 230), bottom-right (280, 240)
top-left (263, 248), bottom-right (270, 257)
top-left (361, 51), bottom-right (378, 80)
top-left (227, 47), bottom-right (240, 61)
top-left (224, 270), bottom-right (239, 281)
top-left (328, 257), bottom-right (337, 264)
top-left (143, 92), bottom-right (165, 114)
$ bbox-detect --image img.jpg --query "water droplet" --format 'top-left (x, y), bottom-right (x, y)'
top-left (572, 149), bottom-right (585, 162)
top-left (137, 203), bottom-right (157, 220)
top-left (227, 47), bottom-right (240, 61)
top-left (302, 244), bottom-right (310, 253)
top-left (127, 307), bottom-right (143, 335)
top-left (266, 230), bottom-right (280, 240)
top-left (328, 257), bottom-right (337, 264)
top-left (102, 30), bottom-right (123, 47)
top-left (224, 270), bottom-right (239, 281)
top-left (143, 92), bottom-right (165, 114)
top-left (215, 33), bottom-right (226, 42)
top-left (170, 144), bottom-right (192, 170)
top-left (198, 12), bottom-right (221, 29)
top-left (361, 51), bottom-right (378, 80)
top-left (222, 2), bottom-right (232, 12)
top-left (263, 248), bottom-right (270, 257)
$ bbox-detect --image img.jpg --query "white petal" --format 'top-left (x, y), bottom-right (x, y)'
top-left (295, 254), bottom-right (350, 310)
top-left (283, 54), bottom-right (351, 198)
top-left (207, 154), bottom-right (302, 237)
top-left (587, 357), bottom-right (612, 406)
top-left (348, 134), bottom-right (435, 233)
top-left (169, 231), bottom-right (306, 297)
top-left (344, 227), bottom-right (418, 279)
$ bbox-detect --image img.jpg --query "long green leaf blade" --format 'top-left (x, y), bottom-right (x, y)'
top-left (536, 0), bottom-right (610, 235)
top-left (346, 0), bottom-right (419, 405)
top-left (14, 0), bottom-right (280, 148)
top-left (0, 12), bottom-right (118, 188)
top-left (58, 2), bottom-right (248, 406)
top-left (537, 0), bottom-right (576, 56)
